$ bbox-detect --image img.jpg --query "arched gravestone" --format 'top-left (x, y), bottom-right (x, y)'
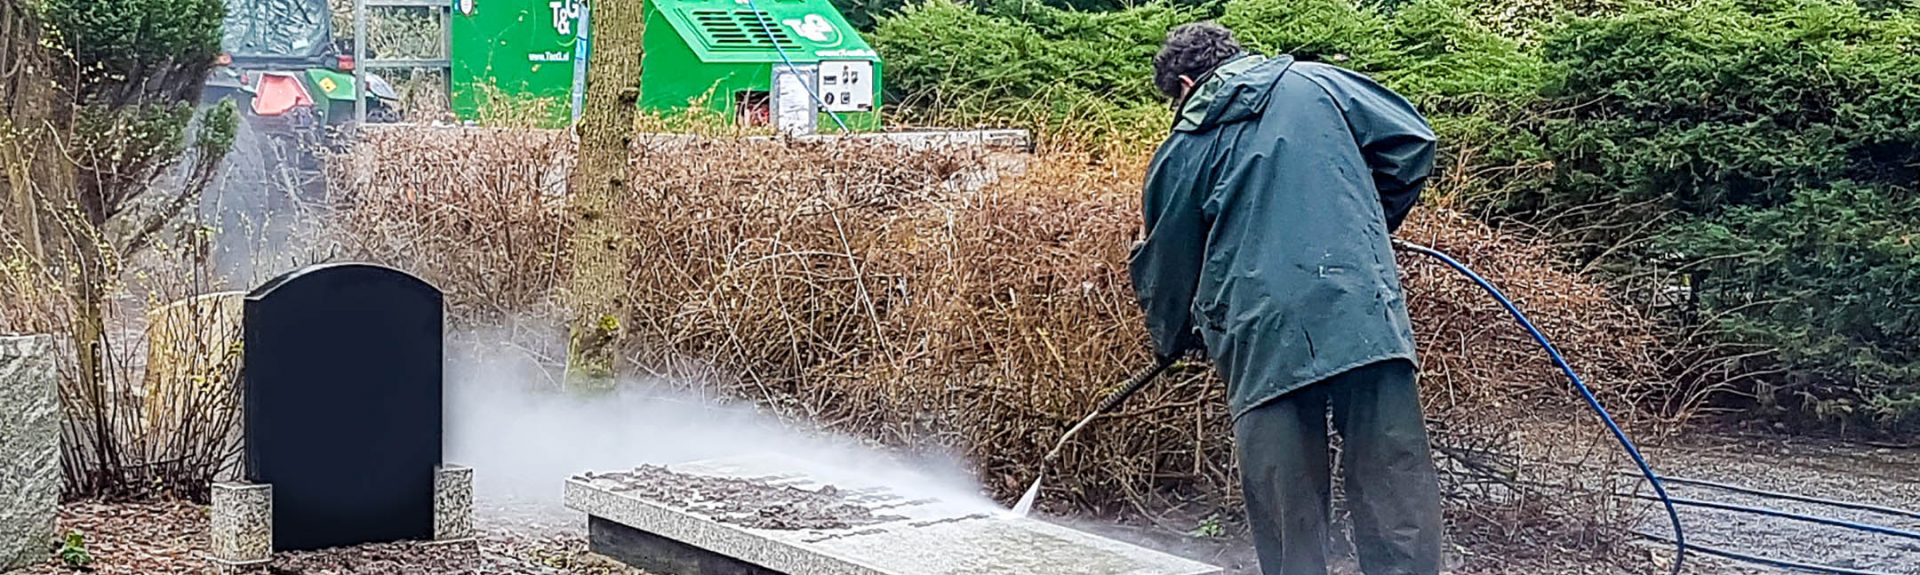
top-left (243, 263), bottom-right (443, 551)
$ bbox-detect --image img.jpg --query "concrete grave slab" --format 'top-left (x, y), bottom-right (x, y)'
top-left (565, 453), bottom-right (1222, 575)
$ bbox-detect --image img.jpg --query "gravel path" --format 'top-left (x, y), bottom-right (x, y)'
top-left (1628, 434), bottom-right (1920, 575)
top-left (1048, 433), bottom-right (1920, 575)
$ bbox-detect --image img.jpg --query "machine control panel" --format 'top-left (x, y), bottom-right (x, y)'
top-left (816, 60), bottom-right (874, 113)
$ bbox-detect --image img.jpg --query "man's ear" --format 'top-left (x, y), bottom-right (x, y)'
top-left (1172, 75), bottom-right (1198, 110)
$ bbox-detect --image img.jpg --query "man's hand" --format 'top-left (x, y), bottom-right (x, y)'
top-left (1159, 335), bottom-right (1207, 371)
top-left (1183, 328), bottom-right (1208, 357)
top-left (1164, 327), bottom-right (1207, 363)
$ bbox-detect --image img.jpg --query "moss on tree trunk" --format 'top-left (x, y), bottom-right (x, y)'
top-left (564, 0), bottom-right (645, 393)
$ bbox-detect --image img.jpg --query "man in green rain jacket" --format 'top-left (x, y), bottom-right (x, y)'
top-left (1128, 22), bottom-right (1443, 575)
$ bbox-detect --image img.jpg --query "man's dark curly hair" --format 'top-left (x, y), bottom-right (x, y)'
top-left (1153, 21), bottom-right (1244, 101)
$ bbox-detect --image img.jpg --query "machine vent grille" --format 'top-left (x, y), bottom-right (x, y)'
top-left (687, 10), bottom-right (802, 51)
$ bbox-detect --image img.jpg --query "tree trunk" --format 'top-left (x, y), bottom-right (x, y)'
top-left (1, 118), bottom-right (46, 258)
top-left (564, 0), bottom-right (644, 392)
top-left (70, 244), bottom-right (123, 497)
top-left (0, 0), bottom-right (71, 262)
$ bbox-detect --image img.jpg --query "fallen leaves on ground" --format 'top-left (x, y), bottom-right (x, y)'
top-left (9, 501), bottom-right (647, 575)
top-left (11, 500), bottom-right (207, 575)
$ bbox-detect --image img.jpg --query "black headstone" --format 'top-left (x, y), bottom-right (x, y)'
top-left (243, 263), bottom-right (443, 551)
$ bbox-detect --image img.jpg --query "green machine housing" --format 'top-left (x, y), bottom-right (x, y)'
top-left (448, 0), bottom-right (882, 130)
top-left (641, 0), bottom-right (883, 130)
top-left (449, 0), bottom-right (590, 124)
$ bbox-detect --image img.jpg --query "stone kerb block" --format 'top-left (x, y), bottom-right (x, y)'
top-left (0, 334), bottom-right (58, 571)
top-left (434, 464), bottom-right (475, 542)
top-left (209, 482), bottom-right (272, 572)
top-left (142, 291), bottom-right (245, 478)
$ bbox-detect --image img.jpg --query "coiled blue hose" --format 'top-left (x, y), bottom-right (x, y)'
top-left (1393, 238), bottom-right (1687, 575)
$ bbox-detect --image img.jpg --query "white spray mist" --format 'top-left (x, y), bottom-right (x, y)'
top-left (442, 328), bottom-right (1002, 522)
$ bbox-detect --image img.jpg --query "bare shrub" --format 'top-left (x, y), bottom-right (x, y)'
top-left (327, 128), bottom-right (1677, 551)
top-left (325, 125), bottom-right (571, 324)
top-left (0, 236), bottom-right (250, 502)
top-left (0, 0), bottom-right (243, 501)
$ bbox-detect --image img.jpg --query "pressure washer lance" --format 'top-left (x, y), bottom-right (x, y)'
top-left (1011, 355), bottom-right (1177, 517)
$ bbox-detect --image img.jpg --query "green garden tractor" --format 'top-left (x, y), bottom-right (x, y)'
top-left (203, 0), bottom-right (403, 199)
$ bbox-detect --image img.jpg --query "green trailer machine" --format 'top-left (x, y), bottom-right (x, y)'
top-left (449, 0), bottom-right (589, 123)
top-left (450, 0), bottom-right (882, 132)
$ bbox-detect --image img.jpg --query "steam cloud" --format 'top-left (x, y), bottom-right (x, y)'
top-left (442, 329), bottom-right (1002, 521)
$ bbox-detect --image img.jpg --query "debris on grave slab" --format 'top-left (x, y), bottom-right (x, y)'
top-left (578, 464), bottom-right (907, 530)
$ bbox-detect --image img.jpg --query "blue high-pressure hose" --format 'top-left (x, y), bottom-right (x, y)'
top-left (744, 0), bottom-right (852, 134)
top-left (1392, 238), bottom-right (1689, 575)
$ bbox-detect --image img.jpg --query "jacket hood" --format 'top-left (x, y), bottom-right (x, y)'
top-left (1173, 53), bottom-right (1297, 132)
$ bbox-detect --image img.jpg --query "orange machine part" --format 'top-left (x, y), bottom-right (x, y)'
top-left (252, 74), bottom-right (313, 117)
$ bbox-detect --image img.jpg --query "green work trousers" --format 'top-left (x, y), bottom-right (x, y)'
top-left (1232, 359), bottom-right (1442, 575)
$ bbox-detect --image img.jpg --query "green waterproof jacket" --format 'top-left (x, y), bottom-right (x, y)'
top-left (1128, 54), bottom-right (1436, 421)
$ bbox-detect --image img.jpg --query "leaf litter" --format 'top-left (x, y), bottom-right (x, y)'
top-left (581, 464), bottom-right (906, 531)
top-left (11, 500), bottom-right (647, 575)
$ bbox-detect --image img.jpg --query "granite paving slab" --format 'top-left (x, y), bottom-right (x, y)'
top-left (564, 453), bottom-right (1222, 575)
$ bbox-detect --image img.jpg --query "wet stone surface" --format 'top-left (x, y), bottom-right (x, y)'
top-left (579, 465), bottom-right (906, 531)
top-left (566, 454), bottom-right (1226, 575)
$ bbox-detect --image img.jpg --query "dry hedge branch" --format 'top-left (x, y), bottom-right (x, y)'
top-left (327, 128), bottom-right (1677, 549)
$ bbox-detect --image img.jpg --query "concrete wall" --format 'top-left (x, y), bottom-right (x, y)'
top-left (0, 334), bottom-right (58, 570)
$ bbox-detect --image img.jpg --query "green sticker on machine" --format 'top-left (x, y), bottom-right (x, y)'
top-left (307, 69), bottom-right (358, 101)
